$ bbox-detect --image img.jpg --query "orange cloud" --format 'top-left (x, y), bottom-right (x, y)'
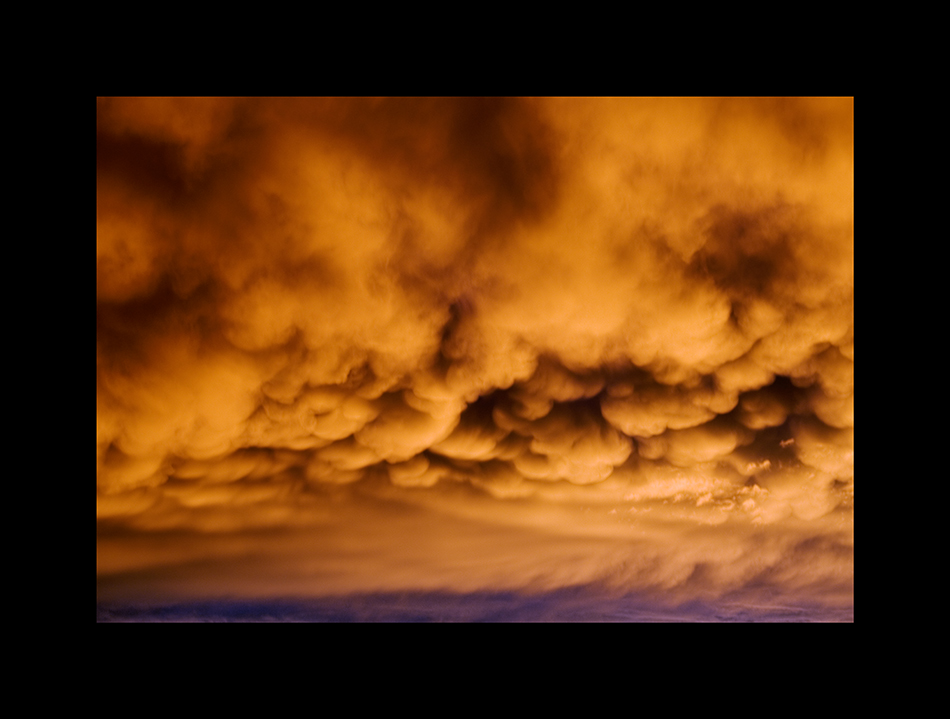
top-left (98, 97), bottom-right (853, 618)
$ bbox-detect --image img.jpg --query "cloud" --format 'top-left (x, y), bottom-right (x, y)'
top-left (97, 97), bottom-right (853, 616)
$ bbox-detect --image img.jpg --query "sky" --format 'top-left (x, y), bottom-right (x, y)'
top-left (96, 97), bottom-right (853, 621)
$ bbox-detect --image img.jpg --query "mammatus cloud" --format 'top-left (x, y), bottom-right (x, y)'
top-left (97, 97), bottom-right (852, 618)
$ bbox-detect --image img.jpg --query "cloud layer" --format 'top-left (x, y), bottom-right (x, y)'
top-left (97, 97), bottom-right (853, 613)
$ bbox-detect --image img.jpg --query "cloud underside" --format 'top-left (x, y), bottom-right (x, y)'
top-left (97, 98), bottom-right (853, 606)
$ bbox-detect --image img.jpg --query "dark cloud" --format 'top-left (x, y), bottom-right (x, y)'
top-left (689, 202), bottom-right (802, 303)
top-left (97, 97), bottom-right (853, 618)
top-left (282, 97), bottom-right (561, 223)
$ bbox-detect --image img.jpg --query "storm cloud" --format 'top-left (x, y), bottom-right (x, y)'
top-left (97, 97), bottom-right (853, 619)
